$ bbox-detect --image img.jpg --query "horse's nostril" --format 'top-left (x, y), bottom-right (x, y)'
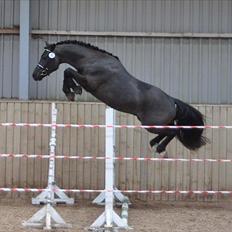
top-left (41, 70), bottom-right (47, 75)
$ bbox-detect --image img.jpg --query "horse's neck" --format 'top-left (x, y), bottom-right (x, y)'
top-left (56, 44), bottom-right (90, 67)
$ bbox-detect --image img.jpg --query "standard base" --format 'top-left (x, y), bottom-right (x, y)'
top-left (32, 185), bottom-right (74, 205)
top-left (89, 211), bottom-right (131, 231)
top-left (92, 187), bottom-right (131, 205)
top-left (22, 204), bottom-right (71, 230)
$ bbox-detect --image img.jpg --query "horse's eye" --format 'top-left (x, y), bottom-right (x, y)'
top-left (48, 52), bottom-right (55, 59)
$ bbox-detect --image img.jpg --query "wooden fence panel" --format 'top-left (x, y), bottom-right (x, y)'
top-left (0, 101), bottom-right (231, 202)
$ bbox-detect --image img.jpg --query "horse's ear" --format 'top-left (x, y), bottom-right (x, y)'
top-left (45, 41), bottom-right (50, 47)
top-left (44, 42), bottom-right (56, 51)
top-left (49, 44), bottom-right (56, 51)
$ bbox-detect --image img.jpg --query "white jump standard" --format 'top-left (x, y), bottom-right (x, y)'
top-left (31, 103), bottom-right (74, 206)
top-left (23, 103), bottom-right (72, 230)
top-left (90, 107), bottom-right (131, 231)
top-left (93, 107), bottom-right (130, 206)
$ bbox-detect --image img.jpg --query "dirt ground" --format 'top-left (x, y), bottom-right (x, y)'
top-left (0, 199), bottom-right (232, 232)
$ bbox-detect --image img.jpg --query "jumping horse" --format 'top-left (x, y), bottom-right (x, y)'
top-left (33, 40), bottom-right (207, 154)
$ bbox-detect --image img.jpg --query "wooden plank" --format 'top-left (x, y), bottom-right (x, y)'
top-left (189, 106), bottom-right (203, 201)
top-left (197, 106), bottom-right (206, 201)
top-left (62, 103), bottom-right (71, 190)
top-left (183, 144), bottom-right (191, 201)
top-left (56, 103), bottom-right (64, 188)
top-left (20, 102), bottom-right (28, 199)
top-left (12, 102), bottom-right (20, 198)
top-left (132, 116), bottom-right (141, 200)
top-left (175, 131), bottom-right (183, 201)
top-left (41, 103), bottom-right (49, 187)
top-left (34, 103), bottom-right (42, 188)
top-left (83, 104), bottom-right (92, 199)
top-left (212, 105), bottom-right (220, 200)
top-left (147, 132), bottom-right (155, 201)
top-left (174, 139), bottom-right (179, 201)
top-left (153, 134), bottom-right (162, 201)
top-left (161, 136), bottom-right (170, 201)
top-left (6, 102), bottom-right (14, 197)
top-left (90, 104), bottom-right (99, 199)
top-left (167, 137), bottom-right (177, 201)
top-left (27, 103), bottom-right (36, 198)
top-left (190, 148), bottom-right (197, 201)
top-left (226, 107), bottom-right (232, 191)
top-left (139, 128), bottom-right (149, 201)
top-left (114, 111), bottom-right (120, 189)
top-left (179, 135), bottom-right (186, 201)
top-left (0, 102), bottom-right (7, 191)
top-left (219, 105), bottom-right (227, 199)
top-left (97, 104), bottom-right (105, 191)
top-left (205, 105), bottom-right (214, 200)
top-left (69, 102), bottom-right (78, 199)
top-left (76, 104), bottom-right (85, 200)
top-left (126, 114), bottom-right (134, 199)
top-left (118, 112), bottom-right (127, 192)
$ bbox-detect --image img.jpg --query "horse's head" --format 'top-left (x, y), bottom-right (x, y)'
top-left (33, 43), bottom-right (60, 81)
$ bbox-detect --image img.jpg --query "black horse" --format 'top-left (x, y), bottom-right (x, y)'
top-left (33, 40), bottom-right (207, 154)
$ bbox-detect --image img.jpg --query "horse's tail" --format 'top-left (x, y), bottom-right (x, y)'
top-left (174, 98), bottom-right (207, 150)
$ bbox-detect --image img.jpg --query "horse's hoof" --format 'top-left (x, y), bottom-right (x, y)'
top-left (66, 92), bottom-right (75, 101)
top-left (156, 145), bottom-right (165, 153)
top-left (158, 151), bottom-right (168, 158)
top-left (150, 143), bottom-right (158, 156)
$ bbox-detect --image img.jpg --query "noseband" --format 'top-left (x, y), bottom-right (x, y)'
top-left (37, 63), bottom-right (48, 75)
top-left (36, 49), bottom-right (52, 76)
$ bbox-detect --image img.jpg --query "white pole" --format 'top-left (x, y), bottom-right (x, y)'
top-left (44, 103), bottom-right (57, 230)
top-left (23, 103), bottom-right (71, 229)
top-left (48, 103), bottom-right (57, 202)
top-left (90, 107), bottom-right (129, 230)
top-left (105, 107), bottom-right (114, 228)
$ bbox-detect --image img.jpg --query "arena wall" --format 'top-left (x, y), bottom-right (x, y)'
top-left (1, 0), bottom-right (232, 103)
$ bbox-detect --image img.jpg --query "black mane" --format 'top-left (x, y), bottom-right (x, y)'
top-left (46, 40), bottom-right (119, 60)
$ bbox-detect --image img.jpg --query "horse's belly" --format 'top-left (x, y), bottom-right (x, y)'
top-left (94, 89), bottom-right (140, 115)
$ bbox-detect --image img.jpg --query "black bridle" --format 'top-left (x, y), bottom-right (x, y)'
top-left (36, 49), bottom-right (52, 76)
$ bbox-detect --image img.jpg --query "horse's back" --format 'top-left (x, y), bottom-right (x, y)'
top-left (82, 56), bottom-right (176, 125)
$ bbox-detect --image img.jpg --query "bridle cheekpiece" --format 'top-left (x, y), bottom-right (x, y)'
top-left (36, 49), bottom-right (55, 76)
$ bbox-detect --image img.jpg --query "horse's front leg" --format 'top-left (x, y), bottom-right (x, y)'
top-left (64, 67), bottom-right (88, 87)
top-left (63, 68), bottom-right (83, 101)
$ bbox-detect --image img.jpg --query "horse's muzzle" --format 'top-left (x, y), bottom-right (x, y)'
top-left (32, 67), bottom-right (47, 81)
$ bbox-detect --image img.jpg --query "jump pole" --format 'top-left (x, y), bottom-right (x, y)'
top-left (90, 107), bottom-right (130, 231)
top-left (23, 103), bottom-right (72, 229)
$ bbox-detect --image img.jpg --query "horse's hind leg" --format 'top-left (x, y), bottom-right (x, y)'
top-left (156, 134), bottom-right (176, 153)
top-left (150, 134), bottom-right (166, 147)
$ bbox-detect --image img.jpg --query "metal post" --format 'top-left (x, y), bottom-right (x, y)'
top-left (19, 0), bottom-right (30, 99)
